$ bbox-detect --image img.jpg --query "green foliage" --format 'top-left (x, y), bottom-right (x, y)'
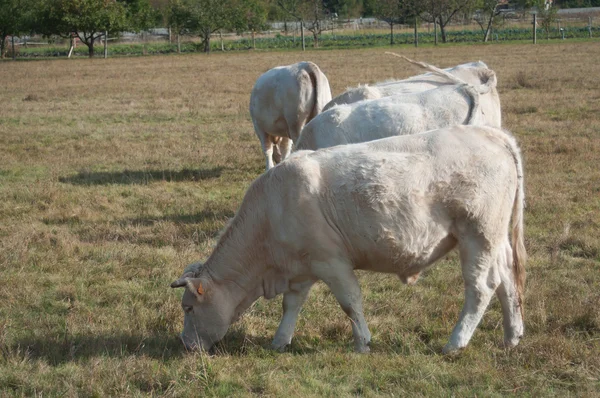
top-left (324, 0), bottom-right (364, 18)
top-left (123, 0), bottom-right (161, 31)
top-left (236, 0), bottom-right (269, 33)
top-left (0, 0), bottom-right (34, 57)
top-left (165, 0), bottom-right (240, 52)
top-left (34, 0), bottom-right (158, 57)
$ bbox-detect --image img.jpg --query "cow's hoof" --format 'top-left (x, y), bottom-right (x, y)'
top-left (442, 343), bottom-right (464, 356)
top-left (271, 340), bottom-right (291, 353)
top-left (354, 344), bottom-right (370, 354)
top-left (503, 335), bottom-right (523, 349)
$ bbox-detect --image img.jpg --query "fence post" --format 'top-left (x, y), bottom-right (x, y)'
top-left (590, 16), bottom-right (593, 38)
top-left (104, 31), bottom-right (108, 58)
top-left (11, 36), bottom-right (15, 60)
top-left (414, 18), bottom-right (418, 48)
top-left (301, 20), bottom-right (305, 51)
top-left (533, 13), bottom-right (537, 44)
top-left (434, 19), bottom-right (438, 45)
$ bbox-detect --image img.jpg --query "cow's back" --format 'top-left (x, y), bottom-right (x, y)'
top-left (296, 85), bottom-right (474, 151)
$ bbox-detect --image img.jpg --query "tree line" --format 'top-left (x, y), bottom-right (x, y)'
top-left (0, 0), bottom-right (580, 58)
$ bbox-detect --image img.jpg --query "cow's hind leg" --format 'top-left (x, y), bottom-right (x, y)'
top-left (443, 238), bottom-right (501, 354)
top-left (496, 240), bottom-right (524, 348)
top-left (271, 279), bottom-right (315, 351)
top-left (278, 137), bottom-right (293, 163)
top-left (315, 261), bottom-right (371, 353)
top-left (254, 125), bottom-right (275, 171)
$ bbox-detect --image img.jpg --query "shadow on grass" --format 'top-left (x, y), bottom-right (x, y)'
top-left (9, 329), bottom-right (317, 364)
top-left (59, 167), bottom-right (223, 185)
top-left (11, 333), bottom-right (186, 365)
top-left (122, 209), bottom-right (235, 227)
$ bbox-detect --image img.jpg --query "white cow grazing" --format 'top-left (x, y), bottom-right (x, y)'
top-left (295, 72), bottom-right (500, 151)
top-left (171, 125), bottom-right (526, 355)
top-left (250, 62), bottom-right (332, 170)
top-left (323, 56), bottom-right (497, 113)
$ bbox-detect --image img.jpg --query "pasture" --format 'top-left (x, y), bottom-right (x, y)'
top-left (1, 42), bottom-right (599, 396)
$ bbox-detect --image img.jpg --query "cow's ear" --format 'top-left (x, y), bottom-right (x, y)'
top-left (170, 272), bottom-right (194, 288)
top-left (186, 278), bottom-right (206, 301)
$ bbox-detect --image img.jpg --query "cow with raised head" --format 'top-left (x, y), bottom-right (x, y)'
top-left (171, 125), bottom-right (526, 355)
top-left (250, 62), bottom-right (332, 170)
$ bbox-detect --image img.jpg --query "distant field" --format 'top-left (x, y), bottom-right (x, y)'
top-left (1, 42), bottom-right (599, 396)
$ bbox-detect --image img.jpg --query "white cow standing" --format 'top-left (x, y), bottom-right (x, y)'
top-left (171, 125), bottom-right (526, 355)
top-left (250, 62), bottom-right (332, 170)
top-left (295, 62), bottom-right (501, 151)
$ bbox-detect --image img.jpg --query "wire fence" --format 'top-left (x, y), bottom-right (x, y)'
top-left (2, 9), bottom-right (599, 59)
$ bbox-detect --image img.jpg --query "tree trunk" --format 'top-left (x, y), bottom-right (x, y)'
top-left (440, 20), bottom-right (447, 43)
top-left (484, 15), bottom-right (493, 42)
top-left (390, 23), bottom-right (394, 46)
top-left (88, 36), bottom-right (95, 58)
top-left (313, 30), bottom-right (318, 48)
top-left (434, 19), bottom-right (438, 45)
top-left (177, 33), bottom-right (181, 53)
top-left (252, 30), bottom-right (255, 49)
top-left (204, 34), bottom-right (210, 53)
top-left (11, 35), bottom-right (15, 60)
top-left (1, 35), bottom-right (6, 58)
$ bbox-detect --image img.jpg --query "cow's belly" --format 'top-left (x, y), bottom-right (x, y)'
top-left (350, 220), bottom-right (456, 276)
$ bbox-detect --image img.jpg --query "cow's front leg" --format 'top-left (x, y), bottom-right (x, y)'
top-left (316, 262), bottom-right (371, 353)
top-left (271, 280), bottom-right (314, 351)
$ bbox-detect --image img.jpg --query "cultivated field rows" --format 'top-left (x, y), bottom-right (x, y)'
top-left (1, 42), bottom-right (599, 396)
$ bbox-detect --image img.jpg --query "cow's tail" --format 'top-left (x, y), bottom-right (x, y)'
top-left (462, 85), bottom-right (481, 125)
top-left (508, 132), bottom-right (527, 318)
top-left (305, 62), bottom-right (332, 120)
top-left (495, 129), bottom-right (527, 317)
top-left (385, 52), bottom-right (497, 95)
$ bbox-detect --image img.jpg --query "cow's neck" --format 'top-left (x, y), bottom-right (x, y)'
top-left (202, 186), bottom-right (282, 320)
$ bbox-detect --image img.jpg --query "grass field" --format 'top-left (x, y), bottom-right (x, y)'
top-left (1, 41), bottom-right (599, 396)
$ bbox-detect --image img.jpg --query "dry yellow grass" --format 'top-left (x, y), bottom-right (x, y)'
top-left (1, 41), bottom-right (599, 396)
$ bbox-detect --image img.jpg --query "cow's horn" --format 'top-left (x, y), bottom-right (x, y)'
top-left (170, 278), bottom-right (187, 288)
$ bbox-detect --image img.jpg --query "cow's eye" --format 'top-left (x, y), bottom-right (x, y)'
top-left (183, 305), bottom-right (193, 313)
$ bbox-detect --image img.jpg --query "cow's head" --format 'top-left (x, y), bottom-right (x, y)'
top-left (170, 262), bottom-right (233, 352)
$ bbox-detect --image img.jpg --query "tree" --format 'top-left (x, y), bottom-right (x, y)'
top-left (536, 0), bottom-right (558, 39)
top-left (421, 0), bottom-right (474, 43)
top-left (124, 0), bottom-right (160, 32)
top-left (325, 0), bottom-right (363, 18)
top-left (38, 0), bottom-right (132, 58)
top-left (166, 0), bottom-right (190, 52)
top-left (277, 0), bottom-right (307, 49)
top-left (165, 0), bottom-right (239, 53)
top-left (238, 0), bottom-right (269, 49)
top-left (473, 0), bottom-right (502, 42)
top-left (0, 0), bottom-right (32, 58)
top-left (514, 0), bottom-right (558, 39)
top-left (303, 0), bottom-right (327, 48)
top-left (372, 0), bottom-right (417, 45)
top-left (278, 0), bottom-right (330, 48)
